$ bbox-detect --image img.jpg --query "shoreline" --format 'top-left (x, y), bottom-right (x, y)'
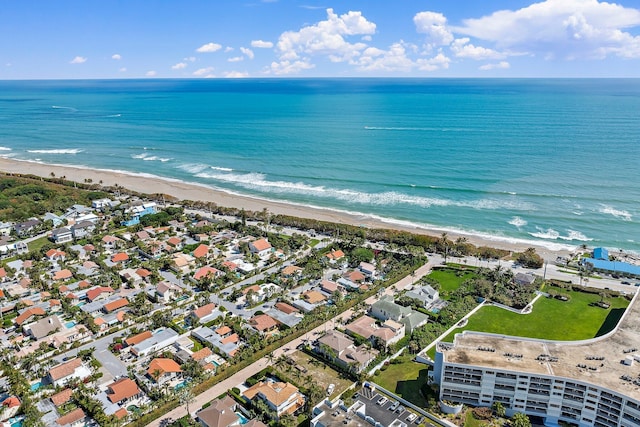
top-left (0, 157), bottom-right (575, 261)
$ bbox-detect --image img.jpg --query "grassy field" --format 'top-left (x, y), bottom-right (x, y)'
top-left (27, 235), bottom-right (50, 253)
top-left (441, 289), bottom-right (629, 344)
top-left (373, 356), bottom-right (430, 408)
top-left (283, 351), bottom-right (354, 399)
top-left (427, 268), bottom-right (478, 295)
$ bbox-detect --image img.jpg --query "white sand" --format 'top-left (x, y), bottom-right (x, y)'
top-left (0, 157), bottom-right (573, 260)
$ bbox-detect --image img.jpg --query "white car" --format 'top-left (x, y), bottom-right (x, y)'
top-left (327, 383), bottom-right (335, 395)
top-left (377, 397), bottom-right (388, 406)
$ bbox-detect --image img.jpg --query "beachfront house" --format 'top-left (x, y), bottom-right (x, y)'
top-left (243, 381), bottom-right (306, 419)
top-left (47, 358), bottom-right (92, 387)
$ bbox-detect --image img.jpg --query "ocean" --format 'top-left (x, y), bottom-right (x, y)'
top-left (0, 78), bottom-right (638, 252)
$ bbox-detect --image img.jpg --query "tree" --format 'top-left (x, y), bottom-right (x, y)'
top-left (511, 412), bottom-right (531, 427)
top-left (178, 388), bottom-right (195, 416)
top-left (493, 401), bottom-right (506, 418)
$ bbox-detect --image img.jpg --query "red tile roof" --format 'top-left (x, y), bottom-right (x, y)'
top-left (251, 238), bottom-right (272, 252)
top-left (125, 331), bottom-right (152, 347)
top-left (15, 306), bottom-right (46, 326)
top-left (56, 408), bottom-right (85, 426)
top-left (193, 303), bottom-right (216, 319)
top-left (48, 358), bottom-right (83, 381)
top-left (275, 302), bottom-right (299, 314)
top-left (53, 269), bottom-right (73, 281)
top-left (51, 389), bottom-right (73, 406)
top-left (111, 252), bottom-right (129, 263)
top-left (107, 378), bottom-right (141, 404)
top-left (147, 358), bottom-right (182, 378)
top-left (249, 314), bottom-right (278, 332)
top-left (193, 244), bottom-right (209, 258)
top-left (103, 297), bottom-right (129, 313)
top-left (193, 266), bottom-right (221, 281)
top-left (86, 286), bottom-right (114, 302)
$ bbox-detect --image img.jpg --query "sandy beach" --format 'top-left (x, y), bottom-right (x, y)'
top-left (0, 157), bottom-right (572, 260)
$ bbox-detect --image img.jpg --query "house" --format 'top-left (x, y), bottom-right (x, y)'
top-left (0, 221), bottom-right (13, 236)
top-left (249, 314), bottom-right (279, 337)
top-left (593, 247), bottom-right (609, 260)
top-left (194, 266), bottom-right (223, 281)
top-left (125, 331), bottom-right (153, 348)
top-left (55, 408), bottom-right (86, 427)
top-left (50, 388), bottom-right (73, 407)
top-left (46, 249), bottom-right (67, 262)
top-left (243, 381), bottom-right (306, 418)
top-left (14, 219), bottom-right (41, 236)
top-left (47, 358), bottom-right (92, 387)
top-left (193, 244), bottom-right (210, 259)
top-left (24, 315), bottom-right (64, 340)
top-left (405, 284), bottom-right (440, 308)
top-left (51, 227), bottom-right (73, 244)
top-left (92, 198), bottom-right (119, 210)
top-left (325, 249), bottom-right (345, 262)
top-left (281, 265), bottom-right (302, 278)
top-left (102, 235), bottom-right (121, 250)
top-left (320, 280), bottom-right (340, 295)
top-left (166, 236), bottom-right (183, 251)
top-left (514, 272), bottom-right (536, 286)
top-left (147, 358), bottom-right (182, 385)
top-left (191, 303), bottom-right (222, 324)
top-left (343, 270), bottom-right (366, 283)
top-left (131, 328), bottom-right (180, 357)
top-left (106, 378), bottom-right (141, 405)
top-left (86, 286), bottom-right (115, 302)
top-left (196, 395), bottom-right (239, 427)
top-left (71, 220), bottom-right (96, 239)
top-left (111, 252), bottom-right (129, 264)
top-left (274, 302), bottom-right (299, 315)
top-left (192, 326), bottom-right (242, 359)
top-left (302, 290), bottom-right (326, 305)
top-left (53, 269), bottom-right (73, 281)
top-left (15, 306), bottom-right (46, 326)
top-left (103, 297), bottom-right (129, 313)
top-left (1, 396), bottom-right (21, 420)
top-left (316, 330), bottom-right (378, 373)
top-left (249, 238), bottom-right (272, 258)
top-left (358, 262), bottom-right (377, 279)
top-left (119, 268), bottom-right (142, 287)
top-left (345, 315), bottom-right (405, 347)
top-left (156, 281), bottom-right (182, 303)
top-left (370, 296), bottom-right (429, 334)
top-left (122, 201), bottom-right (157, 226)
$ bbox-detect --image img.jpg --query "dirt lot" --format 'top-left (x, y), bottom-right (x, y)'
top-left (274, 350), bottom-right (355, 399)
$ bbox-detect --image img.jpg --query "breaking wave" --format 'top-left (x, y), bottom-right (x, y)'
top-left (27, 148), bottom-right (83, 154)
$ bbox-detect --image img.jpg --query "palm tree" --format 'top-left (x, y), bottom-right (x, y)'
top-left (178, 388), bottom-right (195, 416)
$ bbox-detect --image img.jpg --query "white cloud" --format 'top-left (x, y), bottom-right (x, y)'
top-left (171, 62), bottom-right (187, 70)
top-left (184, 56), bottom-right (196, 62)
top-left (225, 47), bottom-right (234, 52)
top-left (417, 52), bottom-right (451, 71)
top-left (228, 56), bottom-right (244, 62)
top-left (193, 67), bottom-right (215, 76)
top-left (223, 71), bottom-right (249, 78)
top-left (453, 0), bottom-right (640, 59)
top-left (361, 35), bottom-right (372, 42)
top-left (111, 54), bottom-right (122, 60)
top-left (240, 47), bottom-right (255, 59)
top-left (145, 70), bottom-right (157, 77)
top-left (119, 67), bottom-right (127, 72)
top-left (269, 59), bottom-right (315, 75)
top-left (275, 8), bottom-right (376, 68)
top-left (479, 61), bottom-right (511, 70)
top-left (69, 56), bottom-right (87, 64)
top-left (251, 40), bottom-right (274, 48)
top-left (413, 11), bottom-right (454, 48)
top-left (450, 38), bottom-right (506, 60)
top-left (196, 42), bottom-right (222, 53)
top-left (354, 42), bottom-right (450, 73)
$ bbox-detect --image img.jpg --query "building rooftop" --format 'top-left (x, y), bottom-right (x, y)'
top-left (441, 292), bottom-right (640, 401)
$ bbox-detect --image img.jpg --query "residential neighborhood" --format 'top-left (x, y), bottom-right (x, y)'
top-left (1, 176), bottom-right (639, 427)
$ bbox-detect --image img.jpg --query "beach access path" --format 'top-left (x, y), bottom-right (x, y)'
top-left (147, 257), bottom-right (440, 427)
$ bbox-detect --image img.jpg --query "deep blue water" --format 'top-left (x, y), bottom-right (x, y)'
top-left (0, 78), bottom-right (639, 252)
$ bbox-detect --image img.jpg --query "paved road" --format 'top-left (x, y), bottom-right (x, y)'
top-left (146, 258), bottom-right (439, 427)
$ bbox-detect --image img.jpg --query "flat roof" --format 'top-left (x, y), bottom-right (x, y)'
top-left (441, 291), bottom-right (640, 401)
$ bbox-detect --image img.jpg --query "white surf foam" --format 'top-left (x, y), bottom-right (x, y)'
top-left (51, 105), bottom-right (77, 112)
top-left (131, 153), bottom-right (171, 162)
top-left (599, 205), bottom-right (632, 221)
top-left (529, 227), bottom-right (592, 242)
top-left (177, 163), bottom-right (210, 174)
top-left (27, 148), bottom-right (83, 154)
top-left (194, 170), bottom-right (534, 211)
top-left (508, 216), bottom-right (527, 228)
top-left (0, 147), bottom-right (12, 151)
top-left (211, 166), bottom-right (233, 172)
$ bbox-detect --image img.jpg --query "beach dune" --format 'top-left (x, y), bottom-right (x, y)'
top-left (0, 157), bottom-right (571, 260)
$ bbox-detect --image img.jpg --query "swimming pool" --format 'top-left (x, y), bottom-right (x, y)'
top-left (174, 380), bottom-right (189, 391)
top-left (236, 412), bottom-right (249, 424)
top-left (30, 381), bottom-right (43, 391)
top-left (65, 321), bottom-right (76, 328)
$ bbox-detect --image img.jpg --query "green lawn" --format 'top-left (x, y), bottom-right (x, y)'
top-left (441, 290), bottom-right (629, 344)
top-left (374, 356), bottom-right (430, 408)
top-left (427, 268), bottom-right (478, 294)
top-left (27, 235), bottom-right (50, 253)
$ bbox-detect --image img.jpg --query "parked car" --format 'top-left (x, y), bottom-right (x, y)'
top-left (406, 413), bottom-right (417, 423)
top-left (389, 401), bottom-right (399, 411)
top-left (326, 383), bottom-right (335, 395)
top-left (377, 397), bottom-right (388, 406)
top-left (396, 405), bottom-right (405, 414)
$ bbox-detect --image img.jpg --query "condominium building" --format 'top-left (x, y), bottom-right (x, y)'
top-left (434, 293), bottom-right (640, 427)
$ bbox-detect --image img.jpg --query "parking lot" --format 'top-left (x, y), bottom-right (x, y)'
top-left (356, 386), bottom-right (433, 427)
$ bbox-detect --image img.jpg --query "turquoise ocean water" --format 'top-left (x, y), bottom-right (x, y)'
top-left (0, 78), bottom-right (638, 252)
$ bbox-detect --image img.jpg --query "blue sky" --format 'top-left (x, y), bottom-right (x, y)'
top-left (2, 0), bottom-right (640, 79)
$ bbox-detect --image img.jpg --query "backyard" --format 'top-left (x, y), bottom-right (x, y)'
top-left (427, 268), bottom-right (478, 296)
top-left (373, 355), bottom-right (431, 408)
top-left (276, 350), bottom-right (354, 399)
